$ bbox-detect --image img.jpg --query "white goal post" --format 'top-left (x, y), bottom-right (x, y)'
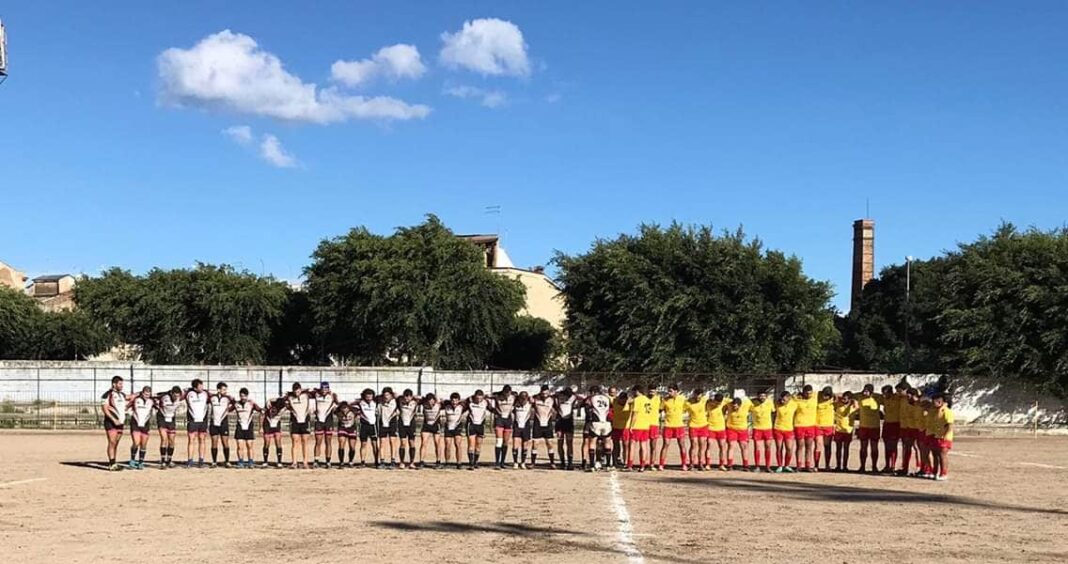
top-left (0, 19), bottom-right (8, 77)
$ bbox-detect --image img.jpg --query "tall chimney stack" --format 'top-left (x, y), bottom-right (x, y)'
top-left (851, 218), bottom-right (875, 312)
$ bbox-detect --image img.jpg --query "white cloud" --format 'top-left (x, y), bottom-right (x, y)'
top-left (158, 30), bottom-right (430, 124)
top-left (222, 124), bottom-right (253, 144)
top-left (440, 18), bottom-right (530, 77)
top-left (444, 85), bottom-right (508, 108)
top-left (331, 43), bottom-right (426, 87)
top-left (259, 134), bottom-right (297, 168)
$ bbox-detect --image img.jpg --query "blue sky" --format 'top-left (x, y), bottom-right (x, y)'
top-left (3, 1), bottom-right (1067, 312)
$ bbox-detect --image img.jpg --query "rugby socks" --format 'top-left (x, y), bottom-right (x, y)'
top-left (130, 444), bottom-right (138, 462)
top-left (138, 448), bottom-right (146, 464)
top-left (161, 445), bottom-right (168, 464)
top-left (211, 448), bottom-right (218, 463)
top-left (588, 449), bottom-right (596, 467)
top-left (263, 446), bottom-right (270, 464)
top-left (223, 447), bottom-right (230, 463)
top-left (338, 447), bottom-right (346, 464)
top-left (531, 450), bottom-right (538, 466)
top-left (348, 448), bottom-right (355, 463)
top-left (548, 451), bottom-right (556, 466)
top-left (276, 447), bottom-right (283, 464)
top-left (408, 447), bottom-right (415, 464)
top-left (512, 448), bottom-right (519, 464)
top-left (521, 448), bottom-right (528, 466)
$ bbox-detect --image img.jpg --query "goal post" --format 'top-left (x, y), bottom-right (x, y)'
top-left (0, 19), bottom-right (8, 77)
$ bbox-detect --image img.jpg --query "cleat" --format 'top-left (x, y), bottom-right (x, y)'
top-left (185, 460), bottom-right (195, 468)
top-left (774, 466), bottom-right (784, 474)
top-left (752, 467), bottom-right (762, 473)
top-left (935, 475), bottom-right (948, 482)
top-left (719, 465), bottom-right (728, 472)
top-left (108, 463), bottom-right (121, 471)
top-left (784, 466), bottom-right (796, 473)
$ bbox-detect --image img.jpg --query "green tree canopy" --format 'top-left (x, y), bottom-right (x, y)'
top-left (554, 223), bottom-right (835, 373)
top-left (487, 315), bottom-right (560, 371)
top-left (0, 287), bottom-right (113, 360)
top-left (76, 264), bottom-right (288, 364)
top-left (305, 215), bottom-right (526, 368)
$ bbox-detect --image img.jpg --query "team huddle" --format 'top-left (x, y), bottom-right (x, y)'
top-left (98, 376), bottom-right (955, 481)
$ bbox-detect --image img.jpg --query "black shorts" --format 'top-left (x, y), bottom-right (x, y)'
top-left (104, 417), bottom-right (124, 432)
top-left (379, 418), bottom-right (399, 437)
top-left (187, 420), bottom-right (208, 434)
top-left (291, 421), bottom-right (310, 435)
top-left (338, 425), bottom-right (356, 439)
top-left (209, 423), bottom-right (230, 437)
top-left (399, 423), bottom-right (416, 440)
top-left (156, 416), bottom-right (176, 432)
top-left (513, 423), bottom-right (533, 441)
top-left (556, 418), bottom-right (575, 435)
top-left (444, 425), bottom-right (465, 438)
top-left (314, 420), bottom-right (333, 433)
top-left (359, 421), bottom-right (378, 441)
top-left (131, 422), bottom-right (150, 435)
top-left (235, 427), bottom-right (255, 441)
top-left (422, 423), bottom-right (440, 435)
top-left (533, 423), bottom-right (555, 440)
top-left (494, 416), bottom-right (513, 430)
top-left (467, 421), bottom-right (486, 437)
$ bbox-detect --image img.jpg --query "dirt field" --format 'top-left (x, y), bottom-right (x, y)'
top-left (0, 432), bottom-right (1065, 563)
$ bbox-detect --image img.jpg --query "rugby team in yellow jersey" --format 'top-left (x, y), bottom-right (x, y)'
top-left (608, 380), bottom-right (955, 481)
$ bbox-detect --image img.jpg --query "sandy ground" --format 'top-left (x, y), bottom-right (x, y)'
top-left (0, 432), bottom-right (1065, 563)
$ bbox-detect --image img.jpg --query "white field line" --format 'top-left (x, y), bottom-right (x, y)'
top-left (0, 478), bottom-right (47, 488)
top-left (1017, 462), bottom-right (1067, 470)
top-left (951, 451), bottom-right (978, 458)
top-left (607, 472), bottom-right (645, 564)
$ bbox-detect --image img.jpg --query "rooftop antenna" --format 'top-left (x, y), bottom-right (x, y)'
top-left (484, 205), bottom-right (501, 236)
top-left (0, 19), bottom-right (8, 85)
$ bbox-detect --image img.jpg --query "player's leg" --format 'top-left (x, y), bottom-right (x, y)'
top-left (858, 432), bottom-right (869, 471)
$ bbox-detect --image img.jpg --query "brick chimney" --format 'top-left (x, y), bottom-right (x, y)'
top-left (851, 219), bottom-right (875, 312)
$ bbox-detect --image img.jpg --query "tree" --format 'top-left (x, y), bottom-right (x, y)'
top-left (305, 215), bottom-right (526, 368)
top-left (488, 315), bottom-right (560, 370)
top-left (0, 287), bottom-right (40, 359)
top-left (76, 264), bottom-right (288, 364)
top-left (0, 287), bottom-right (114, 360)
top-left (265, 287), bottom-right (326, 365)
top-left (554, 223), bottom-right (835, 373)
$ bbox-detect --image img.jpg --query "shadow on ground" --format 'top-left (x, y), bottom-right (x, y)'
top-left (652, 476), bottom-right (1067, 516)
top-left (371, 520), bottom-right (702, 564)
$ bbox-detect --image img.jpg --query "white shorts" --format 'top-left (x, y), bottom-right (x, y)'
top-left (586, 422), bottom-right (612, 438)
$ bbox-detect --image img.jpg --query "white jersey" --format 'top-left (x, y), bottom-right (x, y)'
top-left (467, 399), bottom-right (490, 425)
top-left (210, 394), bottom-right (232, 426)
top-left (103, 389), bottom-right (127, 421)
top-left (157, 395), bottom-right (180, 423)
top-left (533, 396), bottom-right (555, 426)
top-left (514, 402), bottom-right (533, 427)
top-left (422, 402), bottom-right (442, 426)
top-left (399, 398), bottom-right (419, 426)
top-left (493, 393), bottom-right (516, 419)
top-left (288, 391), bottom-right (313, 424)
top-left (235, 400), bottom-right (257, 431)
top-left (132, 396), bottom-right (154, 427)
top-left (444, 403), bottom-right (465, 430)
top-left (556, 395), bottom-right (577, 420)
top-left (314, 392), bottom-right (337, 423)
top-left (186, 390), bottom-right (209, 423)
top-left (586, 394), bottom-right (612, 423)
top-left (358, 400), bottom-right (378, 425)
top-left (378, 398), bottom-right (398, 424)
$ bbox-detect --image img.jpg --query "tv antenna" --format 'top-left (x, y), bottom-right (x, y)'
top-left (0, 19), bottom-right (8, 85)
top-left (484, 205), bottom-right (501, 235)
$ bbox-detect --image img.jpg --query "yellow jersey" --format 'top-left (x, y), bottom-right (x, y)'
top-left (934, 406), bottom-right (954, 441)
top-left (773, 400), bottom-right (797, 432)
top-left (834, 403), bottom-right (855, 433)
top-left (883, 394), bottom-right (903, 424)
top-left (900, 401), bottom-right (922, 430)
top-left (662, 395), bottom-right (687, 428)
top-left (793, 395), bottom-right (818, 427)
top-left (629, 395), bottom-right (654, 431)
top-left (706, 398), bottom-right (729, 431)
top-left (649, 394), bottom-right (662, 428)
top-left (685, 396), bottom-right (708, 429)
top-left (750, 400), bottom-right (773, 430)
top-left (725, 398), bottom-right (752, 431)
top-left (856, 396), bottom-right (882, 429)
top-left (816, 398), bottom-right (835, 427)
top-left (611, 398), bottom-right (631, 430)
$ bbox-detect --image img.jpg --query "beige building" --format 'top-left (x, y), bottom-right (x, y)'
top-left (30, 274), bottom-right (77, 312)
top-left (0, 260), bottom-right (28, 292)
top-left (459, 235), bottom-right (566, 330)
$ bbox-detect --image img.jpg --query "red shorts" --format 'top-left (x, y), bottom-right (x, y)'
top-left (936, 439), bottom-right (952, 450)
top-left (751, 429), bottom-right (773, 441)
top-left (794, 426), bottom-right (816, 439)
top-left (628, 429), bottom-right (650, 442)
top-left (663, 426), bottom-right (686, 440)
top-left (882, 422), bottom-right (901, 441)
top-left (857, 427), bottom-right (880, 441)
top-left (648, 426), bottom-right (660, 440)
top-left (726, 428), bottom-right (749, 442)
top-left (612, 429), bottom-right (627, 442)
top-left (688, 427), bottom-right (709, 439)
top-left (818, 426), bottom-right (834, 437)
top-left (900, 428), bottom-right (916, 441)
top-left (708, 429), bottom-right (727, 440)
top-left (773, 429), bottom-right (794, 442)
top-left (833, 431), bottom-right (852, 443)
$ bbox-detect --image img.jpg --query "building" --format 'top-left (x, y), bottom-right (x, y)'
top-left (459, 234), bottom-right (567, 330)
top-left (30, 274), bottom-right (77, 312)
top-left (0, 260), bottom-right (28, 292)
top-left (851, 218), bottom-right (875, 312)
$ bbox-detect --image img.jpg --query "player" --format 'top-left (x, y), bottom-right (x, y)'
top-left (928, 393), bottom-right (954, 481)
top-left (554, 387), bottom-right (579, 470)
top-left (792, 384), bottom-right (819, 472)
top-left (880, 383), bottom-right (906, 473)
top-left (356, 388), bottom-right (380, 467)
top-left (610, 391), bottom-right (632, 469)
top-left (626, 386), bottom-right (653, 472)
top-left (208, 382), bottom-right (235, 468)
top-left (127, 385), bottom-right (155, 470)
top-left (378, 387), bottom-right (400, 469)
top-left (647, 387), bottom-right (662, 470)
top-left (749, 391), bottom-right (774, 472)
top-left (915, 395), bottom-right (934, 478)
top-left (531, 386), bottom-right (557, 468)
top-left (684, 389), bottom-right (709, 470)
top-left (772, 391), bottom-right (797, 473)
top-left (419, 393), bottom-right (443, 468)
top-left (658, 384), bottom-right (688, 470)
top-left (466, 389), bottom-right (491, 470)
top-left (512, 391), bottom-right (535, 469)
top-left (490, 386), bottom-right (516, 469)
top-left (101, 376), bottom-right (127, 471)
top-left (261, 398), bottom-right (285, 467)
top-left (397, 389), bottom-right (420, 469)
top-left (312, 382), bottom-right (338, 468)
top-left (582, 385), bottom-right (613, 471)
top-left (898, 387), bottom-right (923, 476)
top-left (443, 392), bottom-right (467, 470)
top-left (233, 388), bottom-right (261, 468)
top-left (832, 391), bottom-right (856, 471)
top-left (184, 378), bottom-right (210, 468)
top-left (815, 386), bottom-right (836, 471)
top-left (724, 395), bottom-right (752, 470)
top-left (854, 384), bottom-right (882, 473)
top-left (335, 401), bottom-right (358, 467)
top-left (286, 382), bottom-right (314, 469)
top-left (154, 386), bottom-right (182, 468)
